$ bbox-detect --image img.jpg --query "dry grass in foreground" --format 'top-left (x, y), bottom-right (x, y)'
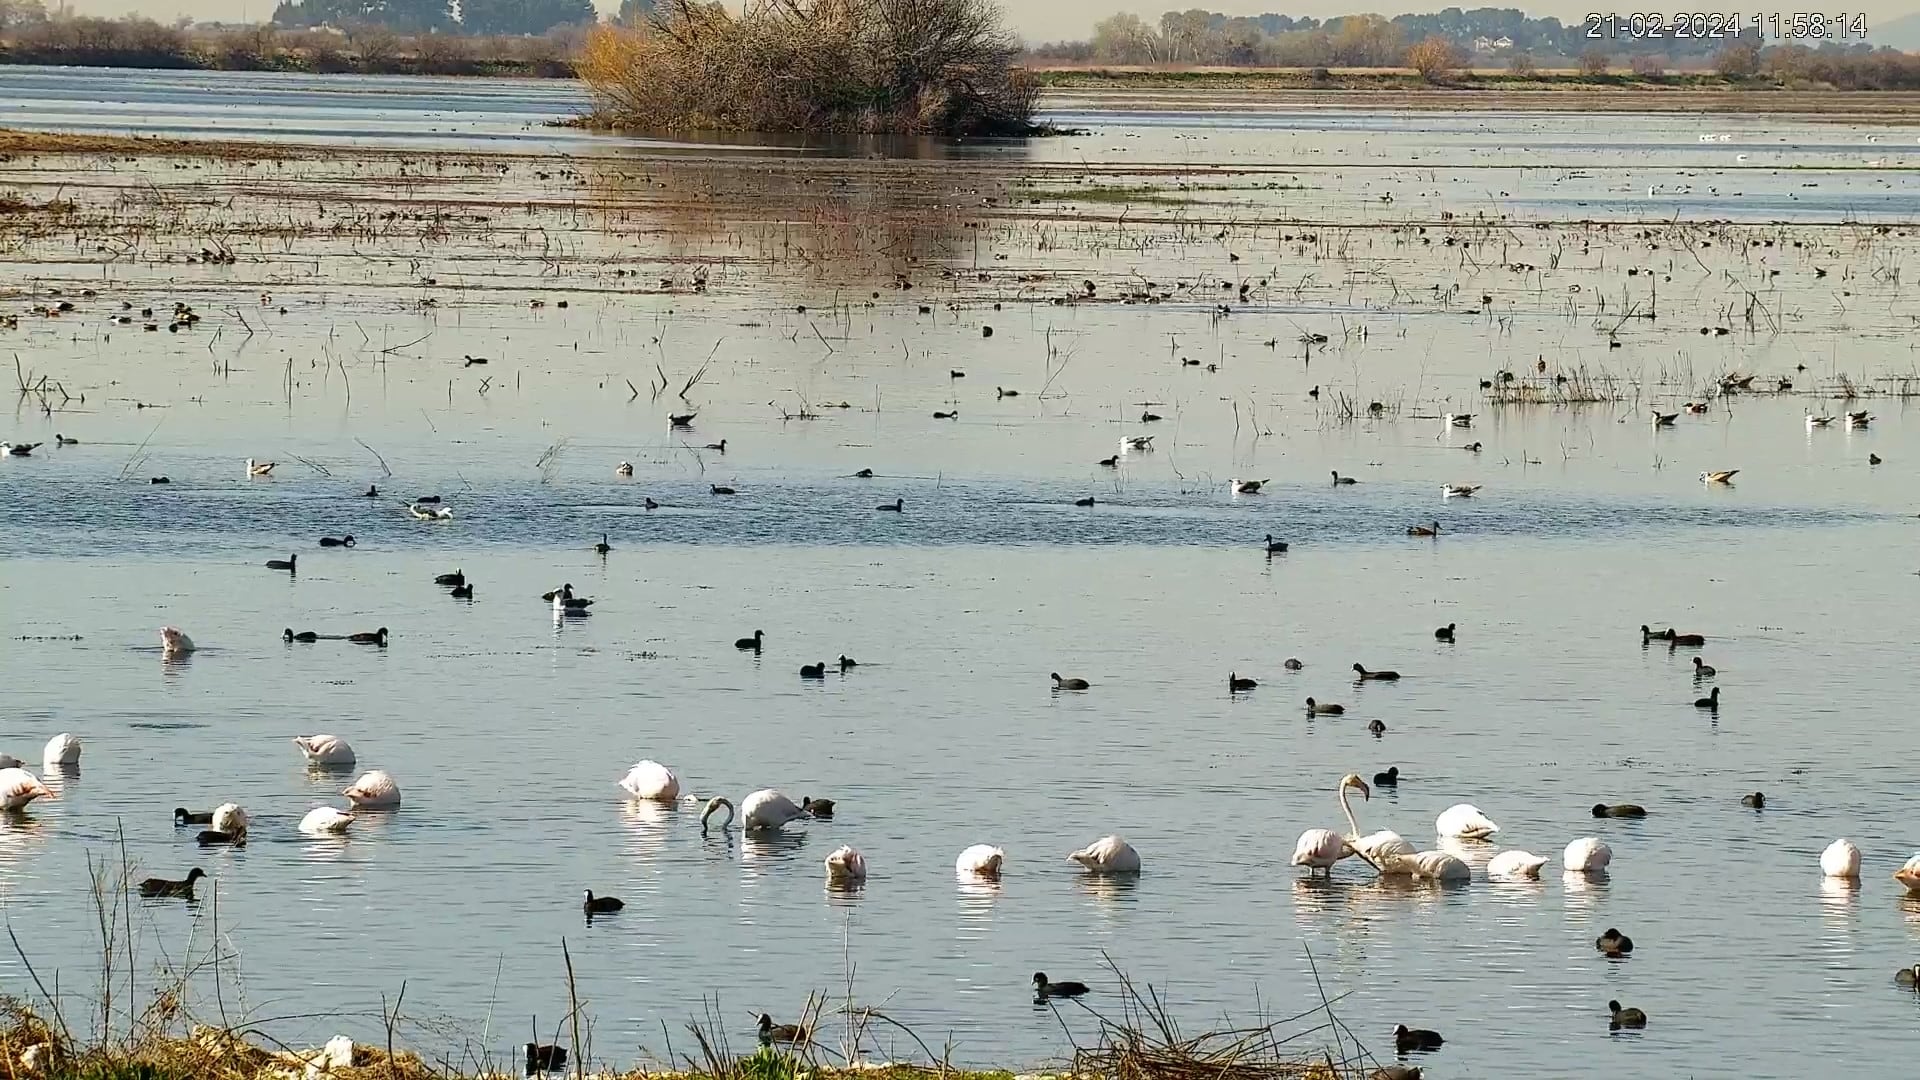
top-left (0, 928), bottom-right (1401, 1080)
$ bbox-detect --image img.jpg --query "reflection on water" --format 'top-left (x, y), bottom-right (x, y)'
top-left (620, 801), bottom-right (673, 860)
top-left (1820, 878), bottom-right (1863, 929)
top-left (1075, 874), bottom-right (1140, 907)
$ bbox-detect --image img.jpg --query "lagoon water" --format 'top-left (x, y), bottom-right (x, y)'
top-left (2, 66), bottom-right (1920, 1078)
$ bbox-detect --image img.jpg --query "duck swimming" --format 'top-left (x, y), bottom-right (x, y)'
top-left (450, 583), bottom-right (473, 599)
top-left (282, 628), bottom-right (318, 643)
top-left (1373, 766), bottom-right (1399, 786)
top-left (265, 554), bottom-right (296, 572)
top-left (757, 1014), bottom-right (808, 1043)
top-left (1033, 972), bottom-right (1089, 1000)
top-left (1407, 522), bottom-right (1440, 537)
top-left (434, 569), bottom-right (465, 587)
top-left (1742, 791), bottom-right (1765, 809)
top-left (877, 498), bottom-right (903, 512)
top-left (348, 628), bottom-right (389, 646)
top-left (173, 807), bottom-right (213, 826)
top-left (1264, 534), bottom-right (1288, 554)
top-left (138, 867), bottom-right (205, 899)
top-left (1693, 656), bottom-right (1716, 677)
top-left (801, 796), bottom-right (834, 818)
top-left (837, 655), bottom-right (857, 670)
top-left (1051, 673), bottom-right (1090, 690)
top-left (1393, 1025), bottom-right (1444, 1053)
top-left (800, 662), bottom-right (826, 679)
top-left (1304, 697), bottom-right (1344, 716)
top-left (317, 535), bottom-right (355, 547)
top-left (1695, 686), bottom-right (1720, 709)
top-left (196, 830), bottom-right (244, 847)
top-left (160, 626), bottom-right (196, 655)
top-left (735, 629), bottom-right (764, 651)
top-left (1331, 471), bottom-right (1358, 485)
top-left (1596, 928), bottom-right (1634, 955)
top-left (1593, 803), bottom-right (1647, 818)
top-left (1229, 672), bottom-right (1257, 692)
top-left (1607, 1001), bottom-right (1647, 1030)
top-left (582, 890), bottom-right (624, 916)
top-left (593, 533), bottom-right (611, 555)
top-left (1353, 664), bottom-right (1400, 680)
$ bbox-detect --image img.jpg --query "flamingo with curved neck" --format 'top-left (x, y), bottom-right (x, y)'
top-left (700, 796), bottom-right (735, 831)
top-left (1292, 774), bottom-right (1380, 875)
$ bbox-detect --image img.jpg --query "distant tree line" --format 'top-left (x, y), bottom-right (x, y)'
top-left (269, 0), bottom-right (596, 37)
top-left (1031, 6), bottom-right (1890, 69)
top-left (0, 0), bottom-right (583, 74)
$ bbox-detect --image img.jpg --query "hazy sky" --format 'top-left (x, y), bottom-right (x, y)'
top-left (56, 0), bottom-right (1920, 43)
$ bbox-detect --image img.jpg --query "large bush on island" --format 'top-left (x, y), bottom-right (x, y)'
top-left (577, 0), bottom-right (1040, 136)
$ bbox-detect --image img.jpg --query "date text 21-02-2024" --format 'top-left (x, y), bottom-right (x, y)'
top-left (1584, 12), bottom-right (1867, 40)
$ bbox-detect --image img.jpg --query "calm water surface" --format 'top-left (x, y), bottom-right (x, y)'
top-left (2, 68), bottom-right (1920, 1079)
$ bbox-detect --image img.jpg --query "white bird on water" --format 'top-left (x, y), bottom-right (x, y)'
top-left (42, 733), bottom-right (80, 769)
top-left (0, 768), bottom-right (53, 811)
top-left (1069, 835), bottom-right (1140, 874)
top-left (1444, 413), bottom-right (1473, 428)
top-left (825, 845), bottom-right (868, 884)
top-left (1292, 773), bottom-right (1380, 875)
top-left (343, 770), bottom-right (402, 809)
top-left (299, 807), bottom-right (354, 835)
top-left (1488, 850), bottom-right (1550, 880)
top-left (160, 627), bottom-right (195, 655)
top-left (1402, 849), bottom-right (1472, 881)
top-left (291, 734), bottom-right (356, 768)
top-left (1821, 838), bottom-right (1861, 879)
top-left (1435, 803), bottom-right (1500, 840)
top-left (737, 789), bottom-right (808, 832)
top-left (1893, 854), bottom-right (1920, 894)
top-left (617, 760), bottom-right (681, 802)
top-left (246, 458), bottom-right (276, 476)
top-left (1442, 484), bottom-right (1482, 498)
top-left (1563, 836), bottom-right (1613, 872)
top-left (956, 844), bottom-right (1005, 878)
top-left (211, 802), bottom-right (249, 836)
top-left (407, 502), bottom-right (453, 520)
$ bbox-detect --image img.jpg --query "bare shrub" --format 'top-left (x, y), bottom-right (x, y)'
top-left (1629, 52), bottom-right (1666, 76)
top-left (1578, 47), bottom-right (1609, 75)
top-left (1403, 34), bottom-right (1459, 83)
top-left (577, 0), bottom-right (1039, 135)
